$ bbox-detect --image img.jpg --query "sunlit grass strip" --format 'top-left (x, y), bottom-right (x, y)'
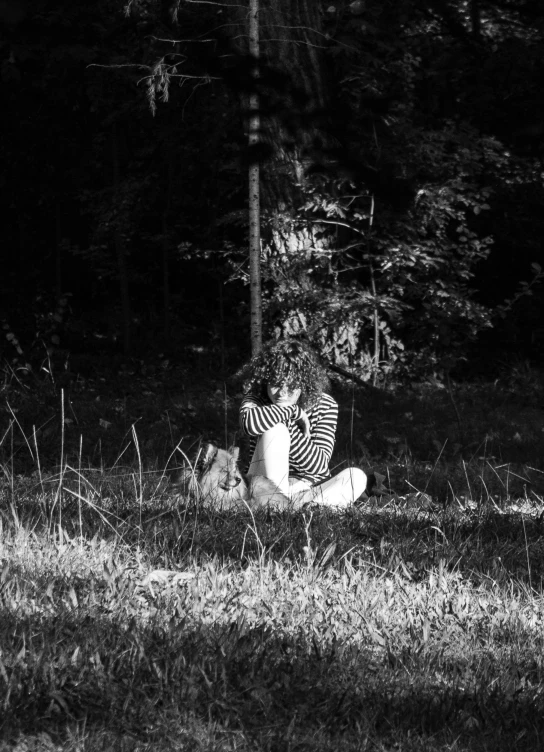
top-left (1, 510), bottom-right (544, 748)
top-left (2, 448), bottom-right (544, 752)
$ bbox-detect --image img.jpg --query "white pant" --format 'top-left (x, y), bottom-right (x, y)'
top-left (247, 423), bottom-right (367, 508)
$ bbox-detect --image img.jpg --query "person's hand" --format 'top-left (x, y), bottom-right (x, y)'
top-left (297, 409), bottom-right (311, 438)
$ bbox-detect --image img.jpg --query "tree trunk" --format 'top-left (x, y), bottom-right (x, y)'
top-left (228, 0), bottom-right (332, 341)
top-left (218, 278), bottom-right (226, 376)
top-left (471, 0), bottom-right (481, 39)
top-left (162, 158), bottom-right (173, 340)
top-left (55, 201), bottom-right (62, 299)
top-left (112, 123), bottom-right (131, 355)
top-left (248, 0), bottom-right (262, 355)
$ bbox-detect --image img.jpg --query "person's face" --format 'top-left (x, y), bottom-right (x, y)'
top-left (267, 382), bottom-right (301, 406)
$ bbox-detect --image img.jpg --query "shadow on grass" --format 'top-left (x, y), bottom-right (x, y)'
top-left (1, 599), bottom-right (544, 752)
top-left (3, 483), bottom-right (544, 750)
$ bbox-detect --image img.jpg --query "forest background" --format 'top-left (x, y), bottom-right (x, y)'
top-left (3, 3), bottom-right (544, 751)
top-left (2, 0), bottom-right (544, 472)
top-left (2, 0), bottom-right (544, 371)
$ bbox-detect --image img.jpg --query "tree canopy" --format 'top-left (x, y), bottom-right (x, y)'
top-left (1, 0), bottom-right (543, 379)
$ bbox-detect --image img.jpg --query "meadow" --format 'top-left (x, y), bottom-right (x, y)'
top-left (1, 358), bottom-right (544, 751)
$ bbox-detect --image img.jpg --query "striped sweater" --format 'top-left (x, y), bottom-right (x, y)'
top-left (239, 392), bottom-right (338, 484)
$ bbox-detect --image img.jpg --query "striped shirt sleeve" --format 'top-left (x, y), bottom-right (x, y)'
top-left (239, 394), bottom-right (302, 436)
top-left (239, 392), bottom-right (338, 485)
top-left (288, 393), bottom-right (337, 480)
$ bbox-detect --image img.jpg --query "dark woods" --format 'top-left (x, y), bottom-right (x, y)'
top-left (1, 0), bottom-right (543, 381)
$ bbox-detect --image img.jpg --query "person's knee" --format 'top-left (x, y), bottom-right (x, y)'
top-left (250, 422), bottom-right (290, 493)
top-left (265, 422), bottom-right (290, 437)
top-left (341, 467), bottom-right (367, 498)
top-left (253, 421), bottom-right (290, 460)
top-left (259, 422), bottom-right (290, 444)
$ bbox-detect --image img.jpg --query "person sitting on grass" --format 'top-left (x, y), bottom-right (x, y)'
top-left (239, 338), bottom-right (367, 509)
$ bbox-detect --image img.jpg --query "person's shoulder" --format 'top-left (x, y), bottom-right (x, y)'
top-left (241, 392), bottom-right (268, 407)
top-left (320, 393), bottom-right (338, 410)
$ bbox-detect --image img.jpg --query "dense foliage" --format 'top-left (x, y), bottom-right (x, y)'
top-left (1, 0), bottom-right (543, 378)
top-left (3, 6), bottom-right (544, 751)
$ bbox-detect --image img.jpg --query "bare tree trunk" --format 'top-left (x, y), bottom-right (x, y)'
top-left (218, 278), bottom-right (226, 376)
top-left (55, 202), bottom-right (62, 299)
top-left (112, 123), bottom-right (131, 355)
top-left (227, 0), bottom-right (331, 342)
top-left (162, 159), bottom-right (173, 340)
top-left (471, 0), bottom-right (481, 39)
top-left (367, 195), bottom-right (380, 386)
top-left (248, 0), bottom-right (262, 355)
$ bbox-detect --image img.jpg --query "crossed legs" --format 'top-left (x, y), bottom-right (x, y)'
top-left (293, 467), bottom-right (367, 508)
top-left (247, 423), bottom-right (367, 508)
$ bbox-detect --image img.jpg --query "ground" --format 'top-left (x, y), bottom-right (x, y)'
top-left (1, 358), bottom-right (544, 751)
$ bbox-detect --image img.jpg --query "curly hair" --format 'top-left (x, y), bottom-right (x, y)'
top-left (241, 339), bottom-right (330, 409)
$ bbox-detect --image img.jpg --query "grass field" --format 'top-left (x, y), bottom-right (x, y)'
top-left (1, 365), bottom-right (544, 751)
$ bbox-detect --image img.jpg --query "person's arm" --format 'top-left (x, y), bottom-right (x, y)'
top-left (239, 395), bottom-right (302, 436)
top-left (288, 397), bottom-right (338, 477)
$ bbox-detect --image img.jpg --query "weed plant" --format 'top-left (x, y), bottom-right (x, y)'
top-left (1, 367), bottom-right (544, 750)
